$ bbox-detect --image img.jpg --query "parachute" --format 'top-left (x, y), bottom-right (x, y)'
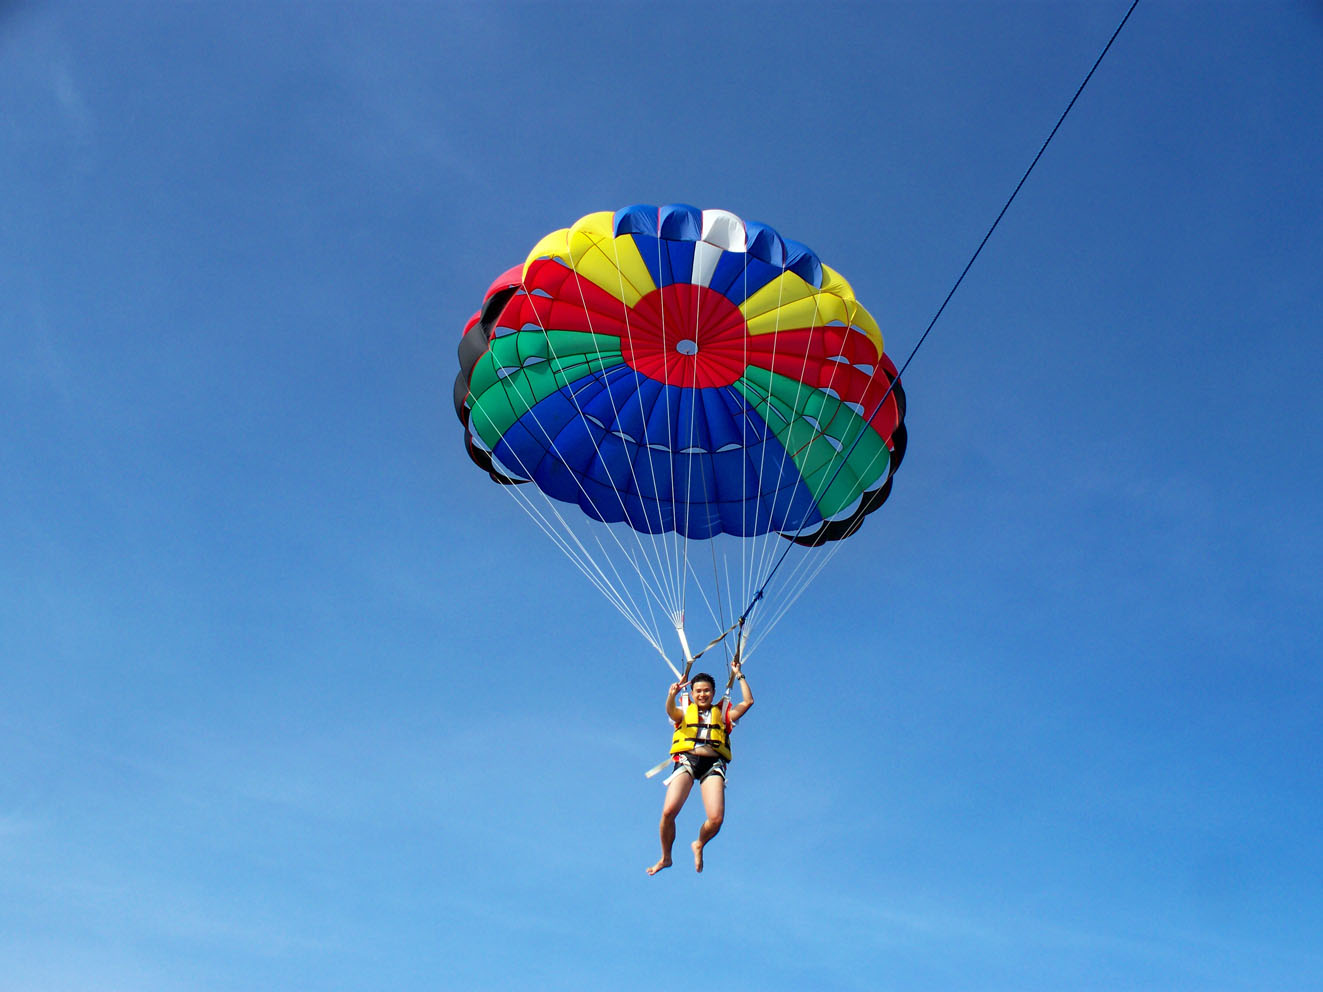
top-left (455, 205), bottom-right (906, 673)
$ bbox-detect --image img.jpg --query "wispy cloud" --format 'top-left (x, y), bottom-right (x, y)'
top-left (51, 56), bottom-right (92, 142)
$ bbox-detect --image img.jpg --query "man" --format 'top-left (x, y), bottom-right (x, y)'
top-left (646, 658), bottom-right (753, 875)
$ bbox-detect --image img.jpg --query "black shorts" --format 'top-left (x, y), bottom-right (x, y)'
top-left (675, 752), bottom-right (728, 783)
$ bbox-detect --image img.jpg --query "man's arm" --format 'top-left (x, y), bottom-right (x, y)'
top-left (727, 657), bottom-right (753, 721)
top-left (664, 680), bottom-right (686, 723)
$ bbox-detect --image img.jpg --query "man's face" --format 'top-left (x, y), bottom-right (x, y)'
top-left (691, 681), bottom-right (715, 707)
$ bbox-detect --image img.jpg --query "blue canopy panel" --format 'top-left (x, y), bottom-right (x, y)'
top-left (781, 238), bottom-right (823, 287)
top-left (706, 254), bottom-right (787, 306)
top-left (491, 366), bottom-right (822, 539)
top-left (614, 206), bottom-right (823, 306)
top-left (616, 204), bottom-right (702, 290)
top-left (656, 203), bottom-right (704, 241)
top-left (744, 221), bottom-right (786, 266)
top-left (742, 224), bottom-right (820, 282)
top-left (614, 204), bottom-right (661, 239)
top-left (626, 232), bottom-right (696, 292)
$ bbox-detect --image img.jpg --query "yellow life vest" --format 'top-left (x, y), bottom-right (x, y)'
top-left (670, 700), bottom-right (732, 761)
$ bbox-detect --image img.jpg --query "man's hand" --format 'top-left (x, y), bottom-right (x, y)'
top-left (664, 679), bottom-right (688, 722)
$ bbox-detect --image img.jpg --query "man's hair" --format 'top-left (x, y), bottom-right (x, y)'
top-left (690, 672), bottom-right (716, 690)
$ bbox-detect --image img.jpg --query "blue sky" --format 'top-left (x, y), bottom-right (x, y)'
top-left (3, 2), bottom-right (1321, 990)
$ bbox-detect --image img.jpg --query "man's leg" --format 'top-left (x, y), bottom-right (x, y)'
top-left (646, 770), bottom-right (694, 875)
top-left (691, 773), bottom-right (726, 873)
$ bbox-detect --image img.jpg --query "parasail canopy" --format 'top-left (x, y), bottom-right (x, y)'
top-left (455, 204), bottom-right (906, 672)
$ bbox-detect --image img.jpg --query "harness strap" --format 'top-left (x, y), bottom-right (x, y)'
top-left (685, 616), bottom-right (743, 666)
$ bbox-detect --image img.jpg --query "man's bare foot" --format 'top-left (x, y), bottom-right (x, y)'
top-left (646, 857), bottom-right (672, 876)
top-left (692, 840), bottom-right (704, 873)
